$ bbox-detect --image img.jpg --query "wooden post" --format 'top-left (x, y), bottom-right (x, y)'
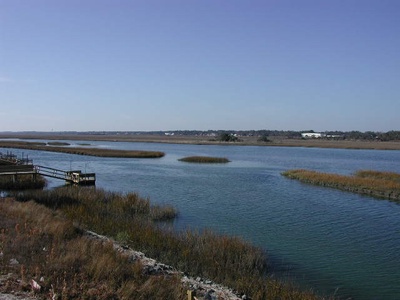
top-left (187, 290), bottom-right (194, 300)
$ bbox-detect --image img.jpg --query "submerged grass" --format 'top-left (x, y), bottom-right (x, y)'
top-left (282, 169), bottom-right (400, 201)
top-left (178, 156), bottom-right (230, 163)
top-left (4, 187), bottom-right (324, 299)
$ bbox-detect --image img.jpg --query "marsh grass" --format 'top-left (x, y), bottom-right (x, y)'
top-left (0, 198), bottom-right (185, 299)
top-left (0, 174), bottom-right (46, 190)
top-left (355, 170), bottom-right (400, 182)
top-left (14, 187), bottom-right (177, 221)
top-left (10, 187), bottom-right (322, 299)
top-left (0, 141), bottom-right (165, 158)
top-left (178, 156), bottom-right (230, 163)
top-left (282, 169), bottom-right (400, 201)
top-left (47, 142), bottom-right (70, 146)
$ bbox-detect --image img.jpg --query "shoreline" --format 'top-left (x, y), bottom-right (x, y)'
top-left (1, 133), bottom-right (400, 150)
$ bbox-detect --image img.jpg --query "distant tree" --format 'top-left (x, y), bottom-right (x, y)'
top-left (257, 135), bottom-right (271, 143)
top-left (218, 133), bottom-right (238, 142)
top-left (378, 131), bottom-right (400, 141)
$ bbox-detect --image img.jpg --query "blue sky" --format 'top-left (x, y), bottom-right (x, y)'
top-left (1, 0), bottom-right (399, 132)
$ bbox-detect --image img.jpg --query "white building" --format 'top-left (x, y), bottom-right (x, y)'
top-left (301, 132), bottom-right (323, 138)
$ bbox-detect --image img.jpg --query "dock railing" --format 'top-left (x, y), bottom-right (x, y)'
top-left (0, 151), bottom-right (95, 185)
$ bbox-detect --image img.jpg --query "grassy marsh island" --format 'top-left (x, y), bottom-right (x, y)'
top-left (0, 140), bottom-right (165, 158)
top-left (0, 187), bottom-right (322, 300)
top-left (178, 156), bottom-right (230, 163)
top-left (282, 169), bottom-right (400, 201)
top-left (47, 141), bottom-right (70, 146)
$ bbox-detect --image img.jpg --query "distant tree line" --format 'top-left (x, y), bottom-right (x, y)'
top-left (51, 130), bottom-right (400, 142)
top-left (325, 130), bottom-right (400, 141)
top-left (153, 130), bottom-right (400, 141)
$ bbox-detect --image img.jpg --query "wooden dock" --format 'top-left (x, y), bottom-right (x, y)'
top-left (0, 151), bottom-right (96, 185)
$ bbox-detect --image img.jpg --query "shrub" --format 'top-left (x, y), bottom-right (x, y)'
top-left (218, 133), bottom-right (238, 142)
top-left (178, 156), bottom-right (230, 163)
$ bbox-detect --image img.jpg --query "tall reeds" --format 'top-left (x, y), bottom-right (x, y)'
top-left (282, 169), bottom-right (400, 201)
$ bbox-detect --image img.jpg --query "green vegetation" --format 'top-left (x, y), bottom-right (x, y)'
top-left (0, 141), bottom-right (165, 158)
top-left (178, 156), bottom-right (230, 163)
top-left (218, 132), bottom-right (239, 142)
top-left (282, 169), bottom-right (400, 201)
top-left (3, 187), bottom-right (323, 299)
top-left (257, 135), bottom-right (272, 143)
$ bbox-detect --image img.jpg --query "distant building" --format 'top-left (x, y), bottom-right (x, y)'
top-left (301, 132), bottom-right (323, 138)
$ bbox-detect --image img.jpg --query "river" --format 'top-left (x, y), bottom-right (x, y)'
top-left (2, 140), bottom-right (400, 299)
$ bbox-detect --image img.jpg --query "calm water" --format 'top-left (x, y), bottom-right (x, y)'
top-left (2, 141), bottom-right (400, 299)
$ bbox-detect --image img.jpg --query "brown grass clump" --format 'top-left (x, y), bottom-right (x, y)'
top-left (14, 187), bottom-right (178, 221)
top-left (282, 169), bottom-right (400, 201)
top-left (178, 156), bottom-right (230, 163)
top-left (0, 198), bottom-right (185, 299)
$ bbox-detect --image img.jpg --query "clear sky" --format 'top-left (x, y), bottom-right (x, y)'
top-left (1, 0), bottom-right (399, 132)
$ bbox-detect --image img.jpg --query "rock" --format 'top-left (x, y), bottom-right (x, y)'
top-left (30, 279), bottom-right (41, 292)
top-left (203, 289), bottom-right (219, 300)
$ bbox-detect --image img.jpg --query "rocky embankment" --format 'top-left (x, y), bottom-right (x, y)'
top-left (86, 231), bottom-right (244, 300)
top-left (0, 229), bottom-right (244, 300)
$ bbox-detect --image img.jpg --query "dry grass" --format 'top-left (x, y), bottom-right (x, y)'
top-left (355, 170), bottom-right (400, 182)
top-left (8, 187), bottom-right (325, 299)
top-left (13, 187), bottom-right (178, 221)
top-left (282, 169), bottom-right (400, 201)
top-left (0, 198), bottom-right (185, 299)
top-left (178, 156), bottom-right (230, 163)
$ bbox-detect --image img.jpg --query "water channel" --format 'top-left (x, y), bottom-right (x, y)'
top-left (2, 140), bottom-right (400, 299)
